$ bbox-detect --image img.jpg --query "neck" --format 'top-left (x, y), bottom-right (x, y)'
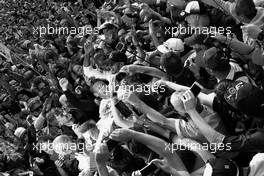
top-left (216, 69), bottom-right (230, 81)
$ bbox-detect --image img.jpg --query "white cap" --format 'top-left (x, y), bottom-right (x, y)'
top-left (14, 127), bottom-right (26, 138)
top-left (59, 94), bottom-right (67, 106)
top-left (157, 38), bottom-right (184, 54)
top-left (185, 1), bottom-right (200, 14)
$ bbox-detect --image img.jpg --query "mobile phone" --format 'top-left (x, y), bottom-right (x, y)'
top-left (115, 72), bottom-right (127, 83)
top-left (115, 100), bottom-right (133, 119)
top-left (106, 139), bottom-right (119, 151)
top-left (140, 163), bottom-right (158, 176)
top-left (190, 82), bottom-right (203, 97)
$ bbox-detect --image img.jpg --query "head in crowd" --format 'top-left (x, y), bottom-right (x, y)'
top-left (235, 0), bottom-right (257, 23)
top-left (52, 135), bottom-right (74, 156)
top-left (184, 34), bottom-right (208, 52)
top-left (202, 47), bottom-right (230, 79)
top-left (99, 22), bottom-right (119, 45)
top-left (183, 1), bottom-right (210, 28)
top-left (53, 108), bottom-right (74, 126)
top-left (223, 81), bottom-right (264, 118)
top-left (160, 51), bottom-right (184, 78)
top-left (78, 120), bottom-right (99, 143)
top-left (157, 38), bottom-right (184, 55)
top-left (107, 51), bottom-right (128, 74)
top-left (90, 79), bottom-right (111, 99)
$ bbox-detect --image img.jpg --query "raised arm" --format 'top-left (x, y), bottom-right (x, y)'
top-left (119, 65), bottom-right (167, 79)
top-left (110, 128), bottom-right (190, 175)
top-left (121, 92), bottom-right (177, 132)
top-left (181, 90), bottom-right (225, 145)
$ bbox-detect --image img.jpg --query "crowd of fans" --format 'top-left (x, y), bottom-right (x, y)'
top-left (1, 0), bottom-right (264, 175)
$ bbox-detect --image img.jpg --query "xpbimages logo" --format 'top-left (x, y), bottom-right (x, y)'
top-left (33, 141), bottom-right (93, 153)
top-left (33, 24), bottom-right (99, 37)
top-left (99, 81), bottom-right (167, 96)
top-left (165, 142), bottom-right (232, 154)
top-left (163, 25), bottom-right (232, 37)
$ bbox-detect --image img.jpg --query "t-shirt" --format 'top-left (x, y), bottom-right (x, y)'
top-left (212, 97), bottom-right (248, 135)
top-left (248, 153), bottom-right (264, 176)
top-left (174, 105), bottom-right (226, 143)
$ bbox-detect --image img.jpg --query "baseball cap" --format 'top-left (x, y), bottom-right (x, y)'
top-left (224, 81), bottom-right (264, 118)
top-left (185, 1), bottom-right (200, 14)
top-left (157, 38), bottom-right (184, 54)
top-left (202, 47), bottom-right (229, 71)
top-left (203, 158), bottom-right (239, 176)
top-left (14, 127), bottom-right (26, 139)
top-left (179, 1), bottom-right (201, 18)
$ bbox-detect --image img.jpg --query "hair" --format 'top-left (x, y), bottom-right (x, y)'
top-left (43, 49), bottom-right (59, 61)
top-left (160, 52), bottom-right (183, 76)
top-left (78, 120), bottom-right (97, 134)
top-left (235, 0), bottom-right (257, 20)
top-left (205, 49), bottom-right (230, 72)
top-left (53, 135), bottom-right (72, 145)
top-left (214, 79), bottom-right (233, 101)
top-left (90, 78), bottom-right (109, 87)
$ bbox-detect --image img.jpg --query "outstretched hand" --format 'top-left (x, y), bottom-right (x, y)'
top-left (109, 128), bottom-right (134, 142)
top-left (181, 90), bottom-right (197, 113)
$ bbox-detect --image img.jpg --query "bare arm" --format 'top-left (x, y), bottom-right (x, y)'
top-left (120, 65), bottom-right (167, 79)
top-left (110, 129), bottom-right (189, 174)
top-left (182, 91), bottom-right (225, 145)
top-left (126, 92), bottom-right (177, 132)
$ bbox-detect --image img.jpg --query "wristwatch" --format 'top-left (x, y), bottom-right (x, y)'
top-left (257, 30), bottom-right (264, 41)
